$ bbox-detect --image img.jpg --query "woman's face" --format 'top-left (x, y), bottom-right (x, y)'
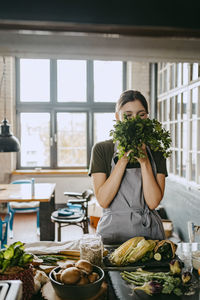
top-left (115, 100), bottom-right (148, 121)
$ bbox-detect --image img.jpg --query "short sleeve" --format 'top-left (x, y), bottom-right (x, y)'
top-left (88, 143), bottom-right (107, 176)
top-left (154, 151), bottom-right (168, 177)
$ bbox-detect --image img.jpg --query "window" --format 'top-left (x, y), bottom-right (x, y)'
top-left (158, 62), bottom-right (200, 185)
top-left (16, 58), bottom-right (126, 169)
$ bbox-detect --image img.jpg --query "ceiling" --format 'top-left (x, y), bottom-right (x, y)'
top-left (0, 0), bottom-right (200, 61)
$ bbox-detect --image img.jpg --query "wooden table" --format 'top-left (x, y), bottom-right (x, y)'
top-left (0, 183), bottom-right (56, 241)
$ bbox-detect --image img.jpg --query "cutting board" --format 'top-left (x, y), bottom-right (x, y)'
top-left (42, 281), bottom-right (107, 300)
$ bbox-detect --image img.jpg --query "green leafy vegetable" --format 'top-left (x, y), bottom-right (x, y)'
top-left (121, 267), bottom-right (196, 296)
top-left (155, 242), bottom-right (173, 260)
top-left (110, 115), bottom-right (172, 163)
top-left (121, 269), bottom-right (183, 296)
top-left (0, 241), bottom-right (33, 273)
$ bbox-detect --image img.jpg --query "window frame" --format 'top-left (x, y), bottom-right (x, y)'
top-left (16, 58), bottom-right (127, 169)
top-left (157, 62), bottom-right (200, 187)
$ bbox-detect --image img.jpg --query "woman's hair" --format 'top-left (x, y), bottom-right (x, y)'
top-left (116, 90), bottom-right (149, 113)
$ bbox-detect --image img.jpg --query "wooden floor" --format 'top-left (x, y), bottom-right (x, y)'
top-left (1, 212), bottom-right (96, 246)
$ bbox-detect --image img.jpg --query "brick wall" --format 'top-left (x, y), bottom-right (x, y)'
top-left (127, 62), bottom-right (150, 109)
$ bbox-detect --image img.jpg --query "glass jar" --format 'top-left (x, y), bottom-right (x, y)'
top-left (80, 234), bottom-right (103, 266)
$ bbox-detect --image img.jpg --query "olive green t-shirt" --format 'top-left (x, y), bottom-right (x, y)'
top-left (88, 139), bottom-right (168, 178)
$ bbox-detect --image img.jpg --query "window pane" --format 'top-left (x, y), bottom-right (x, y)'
top-left (94, 113), bottom-right (115, 144)
top-left (183, 63), bottom-right (189, 85)
top-left (175, 123), bottom-right (179, 147)
top-left (163, 100), bottom-right (167, 122)
top-left (192, 63), bottom-right (199, 80)
top-left (57, 60), bottom-right (86, 102)
top-left (183, 91), bottom-right (187, 120)
top-left (170, 124), bottom-right (174, 147)
top-left (192, 87), bottom-right (198, 117)
top-left (94, 61), bottom-right (123, 102)
top-left (20, 59), bottom-right (50, 102)
top-left (177, 63), bottom-right (182, 87)
top-left (174, 96), bottom-right (178, 120)
top-left (192, 120), bottom-right (197, 151)
top-left (190, 153), bottom-right (196, 181)
top-left (158, 102), bottom-right (162, 122)
top-left (182, 151), bottom-right (186, 177)
top-left (183, 121), bottom-right (187, 151)
top-left (169, 151), bottom-right (174, 173)
top-left (177, 94), bottom-right (182, 119)
top-left (175, 151), bottom-right (180, 174)
top-left (163, 69), bottom-right (167, 92)
top-left (159, 73), bottom-right (162, 94)
top-left (57, 113), bottom-right (86, 167)
top-left (20, 113), bottom-right (50, 167)
top-left (170, 97), bottom-right (174, 121)
top-left (170, 64), bottom-right (175, 89)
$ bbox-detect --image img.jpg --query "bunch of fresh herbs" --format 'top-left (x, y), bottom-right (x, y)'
top-left (0, 241), bottom-right (33, 273)
top-left (110, 115), bottom-right (172, 163)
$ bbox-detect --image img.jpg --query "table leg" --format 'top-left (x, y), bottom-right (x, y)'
top-left (57, 223), bottom-right (61, 242)
top-left (39, 191), bottom-right (55, 241)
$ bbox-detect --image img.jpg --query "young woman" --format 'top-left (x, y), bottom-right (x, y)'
top-left (89, 90), bottom-right (167, 245)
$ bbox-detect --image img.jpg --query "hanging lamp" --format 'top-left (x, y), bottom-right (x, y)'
top-left (0, 57), bottom-right (20, 152)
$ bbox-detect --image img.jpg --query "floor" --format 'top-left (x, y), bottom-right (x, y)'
top-left (1, 212), bottom-right (96, 246)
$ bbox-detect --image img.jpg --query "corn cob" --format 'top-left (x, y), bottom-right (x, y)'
top-left (125, 239), bottom-right (157, 264)
top-left (109, 237), bottom-right (144, 266)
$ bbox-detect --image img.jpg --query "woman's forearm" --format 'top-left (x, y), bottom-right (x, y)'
top-left (93, 158), bottom-right (128, 209)
top-left (140, 158), bottom-right (163, 210)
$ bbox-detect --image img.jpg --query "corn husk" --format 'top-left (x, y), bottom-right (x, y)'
top-left (125, 239), bottom-right (157, 264)
top-left (109, 236), bottom-right (144, 266)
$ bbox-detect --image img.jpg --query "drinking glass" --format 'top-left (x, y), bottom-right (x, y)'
top-left (177, 243), bottom-right (193, 272)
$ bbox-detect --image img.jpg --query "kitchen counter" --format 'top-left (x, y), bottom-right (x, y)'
top-left (24, 241), bottom-right (200, 300)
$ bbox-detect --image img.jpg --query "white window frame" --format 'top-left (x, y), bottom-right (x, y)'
top-left (157, 62), bottom-right (200, 188)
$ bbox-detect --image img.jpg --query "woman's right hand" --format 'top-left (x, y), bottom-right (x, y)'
top-left (120, 150), bottom-right (132, 163)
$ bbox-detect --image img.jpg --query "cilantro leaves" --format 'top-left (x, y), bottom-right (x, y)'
top-left (110, 115), bottom-right (172, 164)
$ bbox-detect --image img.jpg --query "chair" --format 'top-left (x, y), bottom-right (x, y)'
top-left (51, 189), bottom-right (94, 241)
top-left (8, 180), bottom-right (40, 238)
top-left (0, 213), bottom-right (11, 248)
top-left (188, 221), bottom-right (200, 242)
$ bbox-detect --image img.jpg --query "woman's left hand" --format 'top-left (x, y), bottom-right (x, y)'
top-left (135, 144), bottom-right (148, 164)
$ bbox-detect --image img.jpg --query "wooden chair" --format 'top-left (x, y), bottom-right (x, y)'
top-left (51, 189), bottom-right (94, 241)
top-left (8, 180), bottom-right (40, 238)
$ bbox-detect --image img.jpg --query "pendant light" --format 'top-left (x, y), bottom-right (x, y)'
top-left (0, 57), bottom-right (20, 152)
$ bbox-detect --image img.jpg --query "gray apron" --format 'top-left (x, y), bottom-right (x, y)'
top-left (96, 143), bottom-right (165, 245)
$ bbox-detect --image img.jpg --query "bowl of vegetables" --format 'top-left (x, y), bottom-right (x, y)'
top-left (49, 259), bottom-right (104, 300)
